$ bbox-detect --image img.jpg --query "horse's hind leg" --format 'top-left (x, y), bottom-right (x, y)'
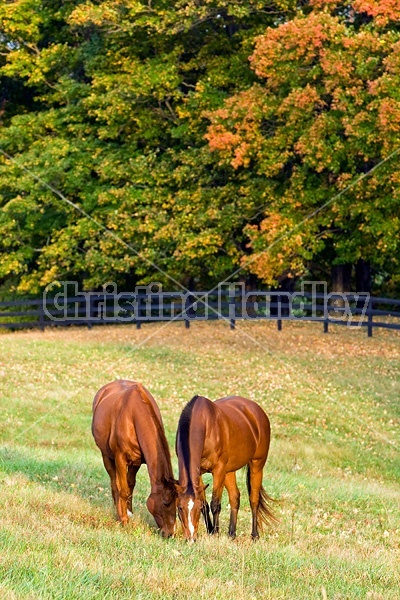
top-left (102, 454), bottom-right (118, 510)
top-left (247, 463), bottom-right (264, 540)
top-left (224, 472), bottom-right (240, 539)
top-left (127, 465), bottom-right (139, 515)
top-left (114, 453), bottom-right (130, 525)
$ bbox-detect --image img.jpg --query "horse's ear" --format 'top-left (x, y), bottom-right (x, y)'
top-left (164, 477), bottom-right (179, 488)
top-left (173, 482), bottom-right (184, 494)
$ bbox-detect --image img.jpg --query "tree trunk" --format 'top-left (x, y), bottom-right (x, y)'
top-left (331, 264), bottom-right (352, 293)
top-left (355, 258), bottom-right (371, 311)
top-left (330, 264), bottom-right (352, 315)
top-left (270, 276), bottom-right (296, 317)
top-left (355, 259), bottom-right (371, 293)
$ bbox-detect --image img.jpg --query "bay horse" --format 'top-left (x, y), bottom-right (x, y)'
top-left (92, 380), bottom-right (176, 537)
top-left (175, 395), bottom-right (276, 542)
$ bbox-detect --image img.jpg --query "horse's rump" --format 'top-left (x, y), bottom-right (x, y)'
top-left (92, 380), bottom-right (157, 462)
top-left (211, 396), bottom-right (271, 472)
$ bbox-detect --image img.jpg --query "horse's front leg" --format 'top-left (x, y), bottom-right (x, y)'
top-left (199, 476), bottom-right (213, 533)
top-left (224, 472), bottom-right (240, 539)
top-left (210, 466), bottom-right (226, 535)
top-left (201, 501), bottom-right (213, 533)
top-left (200, 478), bottom-right (213, 533)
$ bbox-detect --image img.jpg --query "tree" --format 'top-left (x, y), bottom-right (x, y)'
top-left (0, 0), bottom-right (291, 295)
top-left (206, 0), bottom-right (400, 292)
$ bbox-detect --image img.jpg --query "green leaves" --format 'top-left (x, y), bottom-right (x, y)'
top-left (1, 0), bottom-right (399, 295)
top-left (0, 0), bottom-right (284, 294)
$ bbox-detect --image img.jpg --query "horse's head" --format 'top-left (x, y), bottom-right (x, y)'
top-left (175, 484), bottom-right (207, 542)
top-left (146, 479), bottom-right (177, 538)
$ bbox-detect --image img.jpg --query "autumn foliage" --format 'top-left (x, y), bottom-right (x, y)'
top-left (0, 1), bottom-right (399, 294)
top-left (206, 1), bottom-right (400, 286)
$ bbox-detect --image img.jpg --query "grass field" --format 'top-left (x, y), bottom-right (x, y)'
top-left (0, 320), bottom-right (399, 599)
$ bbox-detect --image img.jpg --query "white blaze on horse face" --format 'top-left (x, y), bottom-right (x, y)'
top-left (187, 499), bottom-right (195, 538)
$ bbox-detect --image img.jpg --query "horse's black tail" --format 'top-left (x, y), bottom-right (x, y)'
top-left (246, 465), bottom-right (279, 531)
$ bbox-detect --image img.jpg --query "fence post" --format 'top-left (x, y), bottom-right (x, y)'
top-left (185, 292), bottom-right (195, 329)
top-left (367, 297), bottom-right (373, 338)
top-left (323, 319), bottom-right (329, 334)
top-left (136, 295), bottom-right (142, 329)
top-left (277, 319), bottom-right (282, 331)
top-left (88, 295), bottom-right (94, 330)
top-left (39, 301), bottom-right (45, 331)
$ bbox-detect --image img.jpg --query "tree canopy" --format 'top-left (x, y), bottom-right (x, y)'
top-left (0, 1), bottom-right (399, 295)
top-left (206, 0), bottom-right (400, 290)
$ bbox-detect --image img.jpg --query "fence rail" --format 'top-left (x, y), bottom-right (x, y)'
top-left (0, 291), bottom-right (399, 337)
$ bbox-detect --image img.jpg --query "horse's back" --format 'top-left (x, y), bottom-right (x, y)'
top-left (215, 396), bottom-right (270, 429)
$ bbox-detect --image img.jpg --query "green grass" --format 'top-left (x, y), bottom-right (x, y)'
top-left (0, 321), bottom-right (399, 599)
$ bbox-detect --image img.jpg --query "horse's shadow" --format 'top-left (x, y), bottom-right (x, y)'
top-left (0, 445), bottom-right (157, 531)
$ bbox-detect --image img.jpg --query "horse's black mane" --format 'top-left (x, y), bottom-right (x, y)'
top-left (177, 395), bottom-right (200, 494)
top-left (179, 395), bottom-right (199, 431)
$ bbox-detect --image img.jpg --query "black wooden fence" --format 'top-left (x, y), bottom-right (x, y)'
top-left (0, 291), bottom-right (399, 337)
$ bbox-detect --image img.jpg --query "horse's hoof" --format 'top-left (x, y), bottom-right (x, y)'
top-left (251, 534), bottom-right (259, 542)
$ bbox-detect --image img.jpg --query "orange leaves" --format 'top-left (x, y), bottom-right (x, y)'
top-left (202, 1), bottom-right (400, 285)
top-left (308, 0), bottom-right (342, 7)
top-left (206, 1), bottom-right (400, 175)
top-left (378, 98), bottom-right (400, 132)
top-left (353, 0), bottom-right (400, 27)
top-left (377, 99), bottom-right (400, 153)
top-left (231, 141), bottom-right (252, 169)
top-left (259, 213), bottom-right (291, 239)
top-left (310, 0), bottom-right (400, 27)
top-left (279, 85), bottom-right (325, 118)
top-left (382, 40), bottom-right (400, 76)
top-left (250, 12), bottom-right (344, 86)
top-left (206, 125), bottom-right (241, 153)
top-left (205, 86), bottom-right (268, 169)
top-left (319, 49), bottom-right (354, 90)
top-left (205, 124), bottom-right (254, 168)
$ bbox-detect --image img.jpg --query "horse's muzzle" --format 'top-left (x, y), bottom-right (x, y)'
top-left (160, 529), bottom-right (174, 539)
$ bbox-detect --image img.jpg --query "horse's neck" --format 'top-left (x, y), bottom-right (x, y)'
top-left (139, 421), bottom-right (172, 487)
top-left (149, 441), bottom-right (173, 488)
top-left (127, 386), bottom-right (172, 487)
top-left (179, 420), bottom-right (207, 494)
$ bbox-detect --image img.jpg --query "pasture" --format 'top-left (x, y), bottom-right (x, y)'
top-left (0, 321), bottom-right (399, 599)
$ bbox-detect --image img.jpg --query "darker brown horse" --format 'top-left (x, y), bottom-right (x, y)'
top-left (92, 380), bottom-right (176, 537)
top-left (175, 395), bottom-right (276, 541)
